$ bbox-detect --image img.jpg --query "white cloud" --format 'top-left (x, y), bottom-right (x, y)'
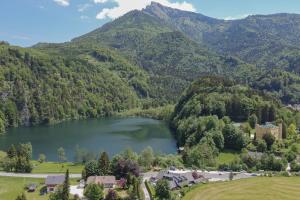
top-left (77, 3), bottom-right (92, 12)
top-left (94, 0), bottom-right (195, 20)
top-left (54, 0), bottom-right (70, 7)
top-left (224, 14), bottom-right (251, 20)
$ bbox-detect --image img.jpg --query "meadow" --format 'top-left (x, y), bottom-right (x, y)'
top-left (183, 177), bottom-right (300, 200)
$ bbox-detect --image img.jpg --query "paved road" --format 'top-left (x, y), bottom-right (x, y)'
top-left (0, 172), bottom-right (81, 178)
top-left (142, 172), bottom-right (158, 200)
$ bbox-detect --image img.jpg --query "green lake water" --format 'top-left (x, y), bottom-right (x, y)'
top-left (0, 117), bottom-right (177, 161)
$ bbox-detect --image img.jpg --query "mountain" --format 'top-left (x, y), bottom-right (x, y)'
top-left (2, 2), bottom-right (300, 133)
top-left (144, 2), bottom-right (300, 71)
top-left (67, 3), bottom-right (300, 104)
top-left (70, 8), bottom-right (253, 102)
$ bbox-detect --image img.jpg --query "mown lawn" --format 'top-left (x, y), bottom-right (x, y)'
top-left (32, 161), bottom-right (83, 174)
top-left (0, 176), bottom-right (80, 200)
top-left (0, 176), bottom-right (48, 200)
top-left (183, 177), bottom-right (300, 200)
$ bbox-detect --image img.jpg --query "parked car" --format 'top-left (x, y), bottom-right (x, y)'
top-left (27, 183), bottom-right (38, 192)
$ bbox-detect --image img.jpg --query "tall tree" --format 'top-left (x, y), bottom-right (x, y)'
top-left (62, 169), bottom-right (70, 200)
top-left (58, 147), bottom-right (67, 163)
top-left (261, 105), bottom-right (270, 123)
top-left (287, 123), bottom-right (297, 140)
top-left (248, 114), bottom-right (258, 129)
top-left (282, 122), bottom-right (287, 139)
top-left (139, 146), bottom-right (154, 169)
top-left (269, 105), bottom-right (276, 122)
top-left (17, 143), bottom-right (32, 160)
top-left (98, 152), bottom-right (110, 176)
top-left (84, 160), bottom-right (99, 178)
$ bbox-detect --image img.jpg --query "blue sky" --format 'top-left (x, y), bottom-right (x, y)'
top-left (1, 0), bottom-right (300, 47)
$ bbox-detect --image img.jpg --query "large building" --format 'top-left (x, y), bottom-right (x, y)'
top-left (255, 122), bottom-right (282, 140)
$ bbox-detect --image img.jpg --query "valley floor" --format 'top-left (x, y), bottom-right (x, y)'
top-left (183, 177), bottom-right (300, 200)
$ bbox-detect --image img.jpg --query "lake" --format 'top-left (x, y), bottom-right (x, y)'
top-left (0, 117), bottom-right (177, 161)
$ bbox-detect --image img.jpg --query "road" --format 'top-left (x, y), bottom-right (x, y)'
top-left (0, 172), bottom-right (81, 178)
top-left (142, 172), bottom-right (158, 200)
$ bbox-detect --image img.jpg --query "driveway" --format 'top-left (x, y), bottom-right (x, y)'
top-left (142, 172), bottom-right (158, 200)
top-left (70, 185), bottom-right (84, 198)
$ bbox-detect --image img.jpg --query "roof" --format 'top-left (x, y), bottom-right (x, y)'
top-left (155, 171), bottom-right (196, 189)
top-left (259, 122), bottom-right (278, 129)
top-left (45, 175), bottom-right (65, 185)
top-left (86, 176), bottom-right (116, 185)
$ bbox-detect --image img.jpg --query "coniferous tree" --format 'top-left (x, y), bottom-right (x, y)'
top-left (282, 122), bottom-right (287, 139)
top-left (98, 151), bottom-right (110, 175)
top-left (262, 105), bottom-right (270, 123)
top-left (269, 105), bottom-right (276, 122)
top-left (62, 169), bottom-right (70, 200)
top-left (81, 168), bottom-right (87, 181)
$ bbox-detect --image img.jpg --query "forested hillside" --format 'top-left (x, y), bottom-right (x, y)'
top-left (0, 42), bottom-right (147, 133)
top-left (2, 2), bottom-right (300, 134)
top-left (68, 9), bottom-right (256, 102)
top-left (144, 2), bottom-right (300, 71)
top-left (67, 2), bottom-right (300, 103)
top-left (171, 76), bottom-right (279, 147)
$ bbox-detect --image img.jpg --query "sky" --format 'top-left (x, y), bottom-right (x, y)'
top-left (1, 0), bottom-right (300, 47)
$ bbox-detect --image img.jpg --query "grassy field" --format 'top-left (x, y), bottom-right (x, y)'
top-left (216, 150), bottom-right (239, 165)
top-left (0, 176), bottom-right (48, 200)
top-left (183, 177), bottom-right (300, 200)
top-left (32, 161), bottom-right (83, 174)
top-left (0, 176), bottom-right (80, 200)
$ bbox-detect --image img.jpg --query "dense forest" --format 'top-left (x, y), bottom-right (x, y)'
top-left (1, 2), bottom-right (300, 135)
top-left (0, 42), bottom-right (147, 133)
top-left (170, 76), bottom-right (300, 169)
top-left (171, 76), bottom-right (279, 146)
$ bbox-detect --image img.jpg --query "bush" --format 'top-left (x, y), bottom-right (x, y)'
top-left (256, 140), bottom-right (267, 152)
top-left (145, 181), bottom-right (155, 199)
top-left (290, 161), bottom-right (300, 172)
top-left (155, 179), bottom-right (170, 200)
top-left (285, 151), bottom-right (297, 162)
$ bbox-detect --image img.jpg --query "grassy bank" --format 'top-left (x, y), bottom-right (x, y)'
top-left (31, 161), bottom-right (83, 174)
top-left (183, 177), bottom-right (300, 200)
top-left (216, 150), bottom-right (239, 166)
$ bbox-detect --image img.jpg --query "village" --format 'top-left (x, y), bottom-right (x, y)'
top-left (0, 120), bottom-right (294, 200)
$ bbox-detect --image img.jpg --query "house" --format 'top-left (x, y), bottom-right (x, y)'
top-left (153, 171), bottom-right (207, 190)
top-left (45, 175), bottom-right (65, 193)
top-left (86, 176), bottom-right (116, 188)
top-left (255, 122), bottom-right (282, 140)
